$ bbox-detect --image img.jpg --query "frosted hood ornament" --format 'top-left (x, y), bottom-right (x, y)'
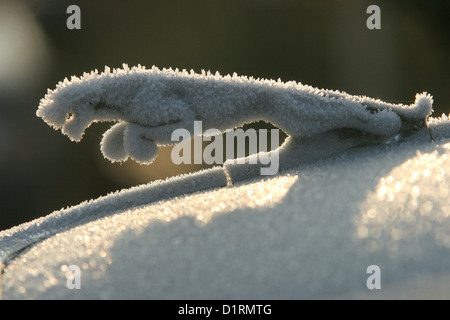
top-left (37, 64), bottom-right (434, 180)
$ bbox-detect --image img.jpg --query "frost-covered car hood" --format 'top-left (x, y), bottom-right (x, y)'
top-left (1, 118), bottom-right (450, 299)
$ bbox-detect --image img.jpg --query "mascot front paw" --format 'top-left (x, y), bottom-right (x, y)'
top-left (101, 122), bottom-right (159, 164)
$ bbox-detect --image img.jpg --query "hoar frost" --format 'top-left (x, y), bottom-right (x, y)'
top-left (37, 64), bottom-right (434, 180)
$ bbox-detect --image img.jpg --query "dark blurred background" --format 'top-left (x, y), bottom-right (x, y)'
top-left (0, 0), bottom-right (448, 230)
